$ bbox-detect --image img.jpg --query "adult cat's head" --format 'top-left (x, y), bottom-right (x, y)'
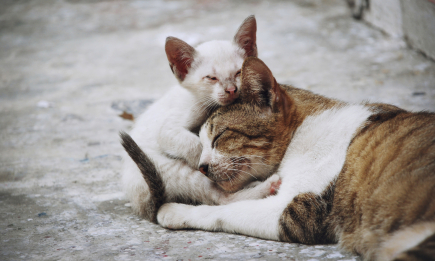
top-left (165, 15), bottom-right (257, 106)
top-left (198, 57), bottom-right (296, 192)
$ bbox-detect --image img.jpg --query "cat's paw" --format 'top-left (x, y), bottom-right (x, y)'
top-left (240, 176), bottom-right (281, 195)
top-left (256, 174), bottom-right (282, 197)
top-left (157, 203), bottom-right (193, 229)
top-left (268, 175), bottom-right (282, 195)
top-left (223, 174), bottom-right (282, 204)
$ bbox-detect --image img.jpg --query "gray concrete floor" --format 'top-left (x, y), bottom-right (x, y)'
top-left (1, 0), bottom-right (434, 260)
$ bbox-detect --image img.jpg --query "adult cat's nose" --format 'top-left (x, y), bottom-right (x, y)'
top-left (225, 86), bottom-right (237, 96)
top-left (199, 164), bottom-right (209, 175)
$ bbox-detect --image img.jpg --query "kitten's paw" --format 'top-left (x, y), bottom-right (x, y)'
top-left (185, 138), bottom-right (202, 170)
top-left (157, 203), bottom-right (193, 229)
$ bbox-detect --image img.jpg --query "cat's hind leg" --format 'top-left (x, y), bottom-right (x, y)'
top-left (377, 222), bottom-right (435, 261)
top-left (391, 232), bottom-right (435, 261)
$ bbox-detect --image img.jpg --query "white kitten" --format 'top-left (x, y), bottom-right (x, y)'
top-left (122, 16), bottom-right (280, 220)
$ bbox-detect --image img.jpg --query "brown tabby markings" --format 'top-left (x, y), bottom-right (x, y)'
top-left (330, 111), bottom-right (435, 260)
top-left (277, 108), bottom-right (435, 259)
top-left (202, 104), bottom-right (291, 192)
top-left (206, 58), bottom-right (435, 260)
top-left (277, 106), bottom-right (409, 245)
top-left (278, 181), bottom-right (336, 244)
top-left (152, 57), bottom-right (434, 261)
top-left (202, 81), bottom-right (343, 192)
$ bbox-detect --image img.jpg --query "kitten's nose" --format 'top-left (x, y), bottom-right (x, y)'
top-left (225, 86), bottom-right (237, 96)
top-left (199, 164), bottom-right (209, 175)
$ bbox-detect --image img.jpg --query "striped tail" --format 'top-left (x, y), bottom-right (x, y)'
top-left (393, 232), bottom-right (435, 261)
top-left (120, 131), bottom-right (165, 223)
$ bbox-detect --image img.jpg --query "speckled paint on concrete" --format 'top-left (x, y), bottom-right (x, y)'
top-left (0, 0), bottom-right (434, 260)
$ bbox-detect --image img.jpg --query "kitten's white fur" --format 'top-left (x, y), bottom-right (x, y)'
top-left (158, 105), bottom-right (372, 239)
top-left (158, 41), bottom-right (244, 168)
top-left (122, 17), bottom-right (278, 215)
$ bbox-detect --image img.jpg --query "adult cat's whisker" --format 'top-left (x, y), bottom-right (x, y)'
top-left (244, 164), bottom-right (261, 175)
top-left (228, 160), bottom-right (268, 176)
top-left (235, 163), bottom-right (268, 174)
top-left (248, 155), bottom-right (272, 164)
top-left (228, 163), bottom-right (255, 173)
top-left (224, 173), bottom-right (234, 185)
top-left (226, 168), bottom-right (258, 180)
top-left (220, 162), bottom-right (233, 168)
top-left (247, 162), bottom-right (271, 168)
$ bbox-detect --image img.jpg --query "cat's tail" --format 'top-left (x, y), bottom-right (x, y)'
top-left (120, 131), bottom-right (165, 223)
top-left (392, 232), bottom-right (435, 261)
top-left (377, 222), bottom-right (435, 261)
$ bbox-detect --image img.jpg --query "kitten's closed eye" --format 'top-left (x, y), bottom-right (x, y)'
top-left (206, 76), bottom-right (218, 81)
top-left (235, 70), bottom-right (241, 77)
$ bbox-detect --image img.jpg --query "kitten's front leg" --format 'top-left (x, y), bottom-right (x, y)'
top-left (158, 126), bottom-right (202, 169)
top-left (157, 196), bottom-right (288, 241)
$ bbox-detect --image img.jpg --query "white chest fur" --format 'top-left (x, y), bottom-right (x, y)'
top-left (277, 105), bottom-right (372, 198)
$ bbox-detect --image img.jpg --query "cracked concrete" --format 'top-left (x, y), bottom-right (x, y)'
top-left (1, 0), bottom-right (434, 260)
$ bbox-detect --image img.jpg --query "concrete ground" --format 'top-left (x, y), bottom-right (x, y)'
top-left (1, 0), bottom-right (434, 260)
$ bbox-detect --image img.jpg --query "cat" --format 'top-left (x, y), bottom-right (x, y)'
top-left (121, 16), bottom-right (281, 222)
top-left (155, 57), bottom-right (435, 261)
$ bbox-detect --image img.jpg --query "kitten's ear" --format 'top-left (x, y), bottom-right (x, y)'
top-left (165, 37), bottom-right (196, 82)
top-left (241, 57), bottom-right (291, 116)
top-left (234, 15), bottom-right (257, 58)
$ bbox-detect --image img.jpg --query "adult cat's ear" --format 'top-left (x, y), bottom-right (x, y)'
top-left (165, 37), bottom-right (196, 82)
top-left (234, 15), bottom-right (257, 58)
top-left (241, 57), bottom-right (291, 116)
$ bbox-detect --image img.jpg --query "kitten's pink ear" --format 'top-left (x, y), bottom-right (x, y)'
top-left (234, 15), bottom-right (257, 58)
top-left (241, 57), bottom-right (291, 116)
top-left (165, 37), bottom-right (196, 82)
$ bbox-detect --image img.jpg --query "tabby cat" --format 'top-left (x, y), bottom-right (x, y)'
top-left (156, 57), bottom-right (435, 260)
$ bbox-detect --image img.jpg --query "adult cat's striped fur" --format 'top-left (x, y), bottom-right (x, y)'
top-left (155, 57), bottom-right (435, 260)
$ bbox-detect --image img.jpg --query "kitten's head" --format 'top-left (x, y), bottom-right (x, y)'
top-left (198, 57), bottom-right (295, 192)
top-left (165, 15), bottom-right (258, 106)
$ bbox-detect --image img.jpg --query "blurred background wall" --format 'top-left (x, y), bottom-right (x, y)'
top-left (347, 0), bottom-right (435, 60)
